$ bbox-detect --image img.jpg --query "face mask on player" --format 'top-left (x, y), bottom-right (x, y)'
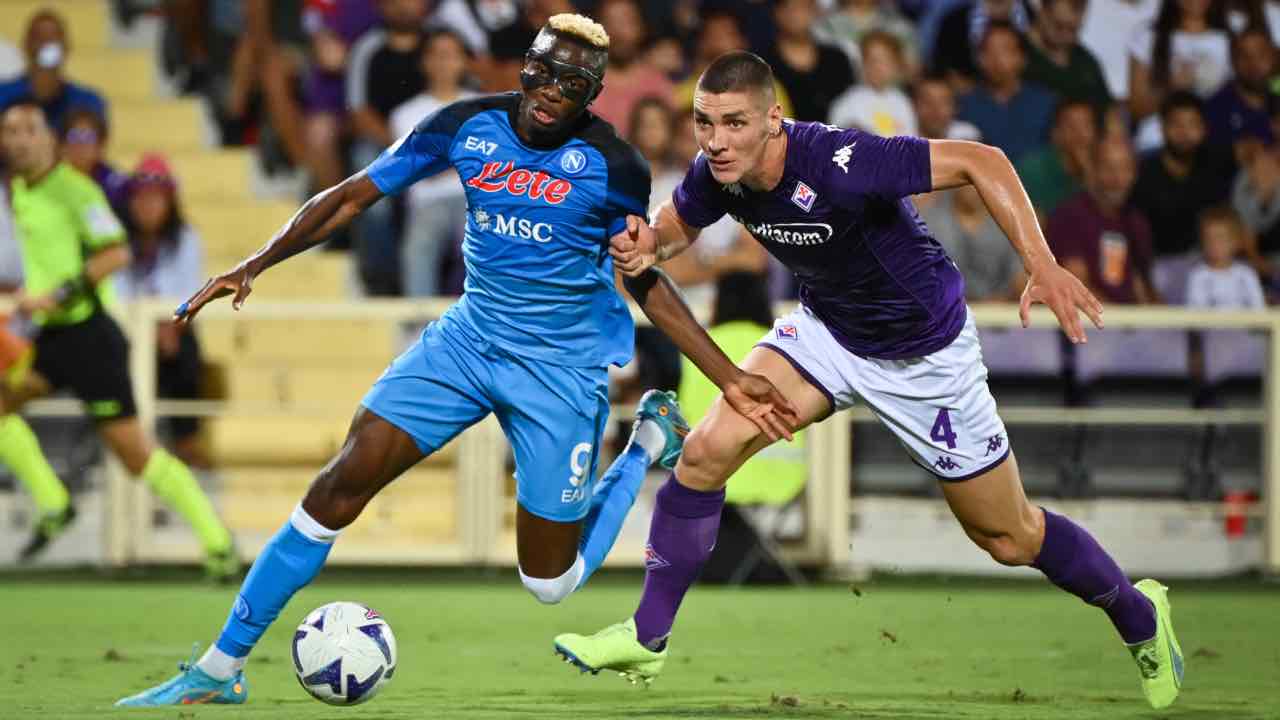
top-left (520, 32), bottom-right (603, 106)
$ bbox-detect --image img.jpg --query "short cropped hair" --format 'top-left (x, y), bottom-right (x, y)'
top-left (697, 51), bottom-right (774, 96)
top-left (1160, 90), bottom-right (1204, 121)
top-left (547, 13), bottom-right (609, 49)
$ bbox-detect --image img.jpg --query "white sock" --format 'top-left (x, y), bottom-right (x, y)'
top-left (290, 503), bottom-right (341, 544)
top-left (629, 419), bottom-right (667, 466)
top-left (196, 645), bottom-right (245, 681)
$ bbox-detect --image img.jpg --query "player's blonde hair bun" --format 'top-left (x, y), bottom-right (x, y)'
top-left (547, 13), bottom-right (609, 49)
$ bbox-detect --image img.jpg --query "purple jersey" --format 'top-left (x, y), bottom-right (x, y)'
top-left (672, 121), bottom-right (967, 359)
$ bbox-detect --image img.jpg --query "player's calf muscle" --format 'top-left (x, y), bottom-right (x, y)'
top-left (676, 418), bottom-right (755, 491)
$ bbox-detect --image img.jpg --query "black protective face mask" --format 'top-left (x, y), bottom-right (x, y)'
top-left (519, 52), bottom-right (603, 105)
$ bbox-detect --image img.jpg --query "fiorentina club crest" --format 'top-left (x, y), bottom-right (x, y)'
top-left (643, 544), bottom-right (670, 570)
top-left (791, 181), bottom-right (816, 212)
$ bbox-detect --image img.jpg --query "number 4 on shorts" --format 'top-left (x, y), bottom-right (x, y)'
top-left (930, 409), bottom-right (958, 449)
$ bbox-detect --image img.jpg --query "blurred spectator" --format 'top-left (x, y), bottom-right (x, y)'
top-left (766, 0), bottom-right (856, 123)
top-left (629, 98), bottom-right (682, 204)
top-left (0, 9), bottom-right (107, 132)
top-left (113, 154), bottom-right (209, 468)
top-left (349, 0), bottom-right (430, 296)
top-left (0, 36), bottom-right (22, 79)
top-left (226, 1), bottom-right (310, 172)
top-left (60, 107), bottom-right (129, 219)
top-left (0, 184), bottom-right (19, 291)
top-left (468, 0), bottom-right (573, 92)
top-left (1049, 140), bottom-right (1158, 304)
top-left (1186, 205), bottom-right (1266, 308)
top-left (590, 0), bottom-right (674, 137)
top-left (957, 22), bottom-right (1055, 162)
top-left (1081, 0), bottom-right (1160, 101)
top-left (301, 0), bottom-right (380, 191)
top-left (1016, 99), bottom-right (1099, 220)
top-left (1025, 0), bottom-right (1113, 113)
top-left (673, 12), bottom-right (794, 116)
top-left (1127, 0), bottom-right (1231, 126)
top-left (1131, 92), bottom-right (1235, 258)
top-left (931, 0), bottom-right (1033, 91)
top-left (390, 29), bottom-right (476, 297)
top-left (1231, 139), bottom-right (1280, 273)
top-left (919, 186), bottom-right (1025, 301)
top-left (1204, 27), bottom-right (1279, 158)
top-left (829, 31), bottom-right (915, 135)
top-left (912, 74), bottom-right (981, 140)
top-left (814, 0), bottom-right (920, 78)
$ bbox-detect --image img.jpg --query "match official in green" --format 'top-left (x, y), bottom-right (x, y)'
top-left (0, 100), bottom-right (235, 577)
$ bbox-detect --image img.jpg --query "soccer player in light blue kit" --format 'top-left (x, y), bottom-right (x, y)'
top-left (115, 15), bottom-right (797, 707)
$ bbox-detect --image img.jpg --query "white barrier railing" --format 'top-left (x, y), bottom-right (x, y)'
top-left (3, 298), bottom-right (1277, 575)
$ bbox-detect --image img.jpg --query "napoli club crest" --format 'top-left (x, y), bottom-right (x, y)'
top-left (559, 149), bottom-right (588, 176)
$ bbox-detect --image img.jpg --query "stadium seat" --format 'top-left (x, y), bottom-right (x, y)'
top-left (1202, 329), bottom-right (1266, 385)
top-left (1073, 328), bottom-right (1190, 386)
top-left (1152, 255), bottom-right (1197, 305)
top-left (219, 466), bottom-right (459, 543)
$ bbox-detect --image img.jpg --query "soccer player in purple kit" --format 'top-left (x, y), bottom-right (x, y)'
top-left (554, 51), bottom-right (1184, 709)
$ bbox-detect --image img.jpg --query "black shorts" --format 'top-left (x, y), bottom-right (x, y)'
top-left (32, 312), bottom-right (137, 422)
top-left (157, 330), bottom-right (203, 439)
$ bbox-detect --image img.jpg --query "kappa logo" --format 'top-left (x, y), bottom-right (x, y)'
top-left (832, 142), bottom-right (854, 173)
top-left (775, 324), bottom-right (798, 341)
top-left (791, 181), bottom-right (817, 212)
top-left (464, 135), bottom-right (499, 155)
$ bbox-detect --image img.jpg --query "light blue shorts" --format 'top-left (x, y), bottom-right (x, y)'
top-left (362, 313), bottom-right (609, 522)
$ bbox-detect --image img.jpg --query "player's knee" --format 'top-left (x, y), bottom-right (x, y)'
top-left (519, 554), bottom-right (584, 605)
top-left (677, 426), bottom-right (738, 490)
top-left (978, 534), bottom-right (1037, 567)
top-left (303, 467), bottom-right (369, 529)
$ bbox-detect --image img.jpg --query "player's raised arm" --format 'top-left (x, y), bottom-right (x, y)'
top-left (622, 266), bottom-right (798, 442)
top-left (177, 104), bottom-right (464, 324)
top-left (927, 138), bottom-right (1105, 344)
top-left (173, 173), bottom-right (384, 324)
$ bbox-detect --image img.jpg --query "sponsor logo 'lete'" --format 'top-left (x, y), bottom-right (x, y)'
top-left (466, 161), bottom-right (573, 204)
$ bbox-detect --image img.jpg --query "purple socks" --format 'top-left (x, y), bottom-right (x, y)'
top-left (1033, 509), bottom-right (1156, 644)
top-left (633, 475), bottom-right (725, 650)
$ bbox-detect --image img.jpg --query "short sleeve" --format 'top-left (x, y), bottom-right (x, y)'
top-left (671, 154), bottom-right (728, 229)
top-left (74, 182), bottom-right (125, 250)
top-left (823, 128), bottom-right (932, 206)
top-left (366, 104), bottom-right (463, 196)
top-left (602, 142), bottom-right (652, 237)
top-left (1127, 25), bottom-right (1155, 66)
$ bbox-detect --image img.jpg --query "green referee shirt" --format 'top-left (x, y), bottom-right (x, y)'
top-left (11, 162), bottom-right (125, 326)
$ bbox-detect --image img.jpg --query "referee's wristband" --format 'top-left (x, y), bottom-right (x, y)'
top-left (51, 275), bottom-right (92, 307)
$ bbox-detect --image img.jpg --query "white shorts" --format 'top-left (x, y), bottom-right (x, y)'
top-left (758, 305), bottom-right (1009, 481)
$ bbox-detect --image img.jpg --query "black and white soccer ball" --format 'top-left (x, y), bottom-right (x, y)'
top-left (293, 601), bottom-right (397, 705)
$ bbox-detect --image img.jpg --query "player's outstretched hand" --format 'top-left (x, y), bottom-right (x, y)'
top-left (609, 214), bottom-right (658, 277)
top-left (1020, 262), bottom-right (1104, 344)
top-left (174, 262), bottom-right (257, 325)
top-left (723, 371), bottom-right (800, 442)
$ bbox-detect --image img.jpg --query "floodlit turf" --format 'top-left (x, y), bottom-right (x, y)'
top-left (2, 574), bottom-right (1277, 719)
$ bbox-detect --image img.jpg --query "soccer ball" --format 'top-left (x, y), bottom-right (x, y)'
top-left (292, 601), bottom-right (397, 705)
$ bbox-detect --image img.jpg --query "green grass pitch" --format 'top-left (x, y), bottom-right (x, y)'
top-left (2, 573), bottom-right (1277, 719)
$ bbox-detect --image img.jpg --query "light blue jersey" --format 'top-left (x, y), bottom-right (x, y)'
top-left (362, 93), bottom-right (650, 521)
top-left (366, 92), bottom-right (649, 368)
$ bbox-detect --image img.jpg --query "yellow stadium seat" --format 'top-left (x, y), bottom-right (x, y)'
top-left (0, 1), bottom-right (109, 48)
top-left (67, 48), bottom-right (154, 103)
